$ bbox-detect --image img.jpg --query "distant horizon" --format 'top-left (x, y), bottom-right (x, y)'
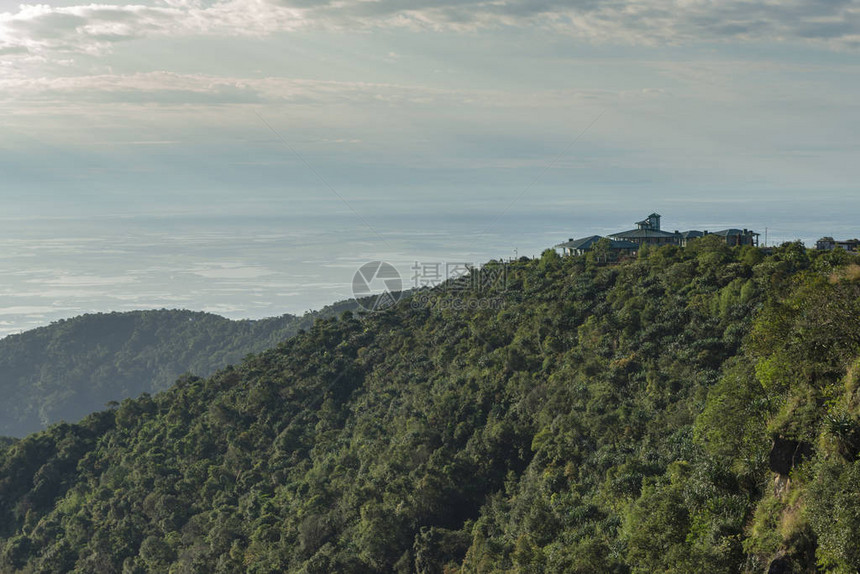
top-left (0, 202), bottom-right (853, 338)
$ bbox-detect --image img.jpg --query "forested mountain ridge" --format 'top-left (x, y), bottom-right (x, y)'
top-left (0, 299), bottom-right (363, 437)
top-left (1, 238), bottom-right (859, 573)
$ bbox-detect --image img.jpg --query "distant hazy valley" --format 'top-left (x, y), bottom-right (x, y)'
top-left (0, 298), bottom-right (362, 437)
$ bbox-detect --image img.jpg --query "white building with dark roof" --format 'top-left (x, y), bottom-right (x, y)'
top-left (815, 237), bottom-right (860, 252)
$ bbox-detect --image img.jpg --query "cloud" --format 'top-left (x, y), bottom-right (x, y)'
top-left (0, 0), bottom-right (306, 55)
top-left (190, 263), bottom-right (274, 279)
top-left (300, 0), bottom-right (843, 52)
top-left (0, 44), bottom-right (29, 55)
top-left (0, 69), bottom-right (655, 109)
top-left (1, 0), bottom-right (859, 56)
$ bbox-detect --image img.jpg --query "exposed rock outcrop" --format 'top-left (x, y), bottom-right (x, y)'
top-left (769, 437), bottom-right (813, 476)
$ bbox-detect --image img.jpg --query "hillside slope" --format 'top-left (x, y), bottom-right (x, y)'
top-left (0, 299), bottom-right (362, 437)
top-left (0, 239), bottom-right (858, 573)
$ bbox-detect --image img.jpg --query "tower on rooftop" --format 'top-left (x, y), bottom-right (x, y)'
top-left (636, 213), bottom-right (661, 231)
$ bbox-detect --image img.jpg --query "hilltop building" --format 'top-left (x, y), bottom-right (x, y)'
top-left (677, 230), bottom-right (704, 247)
top-left (555, 213), bottom-right (760, 256)
top-left (816, 237), bottom-right (860, 252)
top-left (709, 228), bottom-right (760, 247)
top-left (556, 235), bottom-right (638, 257)
top-left (607, 213), bottom-right (681, 247)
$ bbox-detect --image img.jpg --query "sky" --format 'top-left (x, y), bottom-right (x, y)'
top-left (0, 0), bottom-right (859, 336)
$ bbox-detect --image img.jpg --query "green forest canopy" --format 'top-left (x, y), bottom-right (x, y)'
top-left (1, 238), bottom-right (859, 573)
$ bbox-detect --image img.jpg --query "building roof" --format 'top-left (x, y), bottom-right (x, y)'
top-left (679, 230), bottom-right (703, 239)
top-left (555, 235), bottom-right (638, 251)
top-left (711, 228), bottom-right (759, 237)
top-left (609, 228), bottom-right (678, 239)
top-left (555, 235), bottom-right (603, 249)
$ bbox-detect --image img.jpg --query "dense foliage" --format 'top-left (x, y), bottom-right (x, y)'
top-left (0, 300), bottom-right (361, 437)
top-left (0, 239), bottom-right (858, 573)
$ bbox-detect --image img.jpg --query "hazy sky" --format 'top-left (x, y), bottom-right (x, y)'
top-left (1, 0), bottom-right (859, 334)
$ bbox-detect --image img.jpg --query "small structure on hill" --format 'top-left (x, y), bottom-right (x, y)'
top-left (709, 228), bottom-right (760, 247)
top-left (556, 213), bottom-right (760, 256)
top-left (816, 237), bottom-right (860, 252)
top-left (607, 213), bottom-right (680, 248)
top-left (556, 235), bottom-right (638, 257)
top-left (677, 230), bottom-right (704, 247)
